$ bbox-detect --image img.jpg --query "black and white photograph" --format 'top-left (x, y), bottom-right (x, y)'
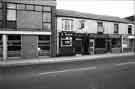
top-left (0, 0), bottom-right (135, 89)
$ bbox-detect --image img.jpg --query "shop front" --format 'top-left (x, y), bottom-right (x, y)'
top-left (108, 34), bottom-right (121, 53)
top-left (59, 31), bottom-right (89, 56)
top-left (89, 34), bottom-right (108, 54)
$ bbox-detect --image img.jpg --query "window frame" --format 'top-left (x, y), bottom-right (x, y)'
top-left (97, 22), bottom-right (104, 34)
top-left (128, 25), bottom-right (132, 34)
top-left (62, 19), bottom-right (73, 31)
top-left (114, 24), bottom-right (119, 34)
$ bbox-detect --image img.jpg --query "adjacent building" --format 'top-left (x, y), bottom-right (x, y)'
top-left (56, 9), bottom-right (134, 56)
top-left (0, 0), bottom-right (57, 61)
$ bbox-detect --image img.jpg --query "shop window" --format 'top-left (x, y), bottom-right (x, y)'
top-left (114, 24), bottom-right (119, 34)
top-left (62, 19), bottom-right (73, 31)
top-left (7, 35), bottom-right (21, 57)
top-left (0, 35), bottom-right (2, 57)
top-left (79, 20), bottom-right (85, 29)
top-left (38, 35), bottom-right (50, 56)
top-left (43, 6), bottom-right (51, 12)
top-left (61, 36), bottom-right (72, 47)
top-left (43, 23), bottom-right (51, 32)
top-left (43, 12), bottom-right (51, 22)
top-left (97, 22), bottom-right (104, 34)
top-left (112, 39), bottom-right (121, 48)
top-left (35, 5), bottom-right (42, 11)
top-left (17, 4), bottom-right (25, 10)
top-left (128, 25), bottom-right (132, 34)
top-left (95, 38), bottom-right (105, 48)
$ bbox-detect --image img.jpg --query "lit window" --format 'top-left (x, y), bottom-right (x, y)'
top-left (114, 24), bottom-right (119, 33)
top-left (128, 25), bottom-right (132, 34)
top-left (43, 23), bottom-right (51, 31)
top-left (43, 6), bottom-right (51, 11)
top-left (43, 12), bottom-right (51, 22)
top-left (26, 5), bottom-right (34, 10)
top-left (61, 36), bottom-right (72, 47)
top-left (97, 22), bottom-right (104, 33)
top-left (35, 6), bottom-right (42, 11)
top-left (17, 4), bottom-right (25, 10)
top-left (62, 19), bottom-right (73, 31)
top-left (7, 10), bottom-right (16, 21)
top-left (7, 3), bottom-right (16, 9)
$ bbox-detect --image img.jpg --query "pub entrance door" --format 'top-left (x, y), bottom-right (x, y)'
top-left (74, 38), bottom-right (83, 54)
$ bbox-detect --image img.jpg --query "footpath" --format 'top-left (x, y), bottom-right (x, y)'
top-left (0, 52), bottom-right (134, 66)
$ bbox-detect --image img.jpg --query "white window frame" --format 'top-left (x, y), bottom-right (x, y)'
top-left (97, 22), bottom-right (104, 33)
top-left (62, 19), bottom-right (73, 31)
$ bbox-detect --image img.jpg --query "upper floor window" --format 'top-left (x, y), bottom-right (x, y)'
top-left (26, 5), bottom-right (34, 10)
top-left (0, 2), bottom-right (2, 28)
top-left (62, 19), bottom-right (73, 31)
top-left (7, 3), bottom-right (17, 29)
top-left (97, 22), bottom-right (104, 34)
top-left (128, 25), bottom-right (132, 34)
top-left (43, 6), bottom-right (51, 12)
top-left (79, 20), bottom-right (85, 29)
top-left (114, 24), bottom-right (119, 34)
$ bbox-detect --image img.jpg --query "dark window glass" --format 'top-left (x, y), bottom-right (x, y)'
top-left (43, 12), bottom-right (51, 22)
top-left (7, 35), bottom-right (21, 57)
top-left (97, 22), bottom-right (104, 33)
top-left (38, 35), bottom-right (50, 56)
top-left (128, 25), bottom-right (132, 34)
top-left (95, 38), bottom-right (105, 48)
top-left (7, 21), bottom-right (16, 29)
top-left (17, 4), bottom-right (25, 10)
top-left (114, 24), bottom-right (119, 33)
top-left (43, 23), bottom-right (51, 31)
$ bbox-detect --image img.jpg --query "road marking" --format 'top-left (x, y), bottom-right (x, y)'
top-left (39, 66), bottom-right (97, 75)
top-left (115, 62), bottom-right (135, 66)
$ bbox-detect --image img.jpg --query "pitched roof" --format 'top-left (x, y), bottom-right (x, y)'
top-left (56, 9), bottom-right (129, 23)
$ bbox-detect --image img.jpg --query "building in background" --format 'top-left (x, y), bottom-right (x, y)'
top-left (56, 9), bottom-right (131, 56)
top-left (0, 0), bottom-right (57, 61)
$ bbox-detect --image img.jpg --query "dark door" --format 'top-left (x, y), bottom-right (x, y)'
top-left (74, 39), bottom-right (83, 54)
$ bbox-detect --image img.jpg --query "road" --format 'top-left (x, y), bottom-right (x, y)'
top-left (2, 54), bottom-right (135, 89)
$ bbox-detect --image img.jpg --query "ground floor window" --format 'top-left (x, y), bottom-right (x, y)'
top-left (7, 35), bottom-right (21, 57)
top-left (112, 39), bottom-right (121, 48)
top-left (95, 38), bottom-right (106, 48)
top-left (38, 35), bottom-right (50, 56)
top-left (0, 35), bottom-right (2, 57)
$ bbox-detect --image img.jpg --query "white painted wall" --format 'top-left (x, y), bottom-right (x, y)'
top-left (57, 16), bottom-right (129, 35)
top-left (119, 23), bottom-right (128, 34)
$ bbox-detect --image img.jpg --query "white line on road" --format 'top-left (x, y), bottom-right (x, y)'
top-left (39, 66), bottom-right (97, 75)
top-left (39, 62), bottom-right (135, 76)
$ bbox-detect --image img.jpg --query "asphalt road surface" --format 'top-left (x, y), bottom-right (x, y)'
top-left (2, 55), bottom-right (135, 89)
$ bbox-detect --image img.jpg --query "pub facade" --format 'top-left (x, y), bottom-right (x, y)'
top-left (56, 9), bottom-right (132, 56)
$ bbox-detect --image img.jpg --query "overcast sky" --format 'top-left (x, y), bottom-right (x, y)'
top-left (57, 0), bottom-right (134, 18)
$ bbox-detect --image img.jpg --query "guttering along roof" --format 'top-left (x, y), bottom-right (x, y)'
top-left (56, 9), bottom-right (129, 23)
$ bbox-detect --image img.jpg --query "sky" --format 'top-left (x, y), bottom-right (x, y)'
top-left (57, 0), bottom-right (134, 18)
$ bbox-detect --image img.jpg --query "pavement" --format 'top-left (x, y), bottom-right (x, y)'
top-left (0, 52), bottom-right (134, 66)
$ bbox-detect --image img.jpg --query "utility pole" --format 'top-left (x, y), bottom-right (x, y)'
top-left (133, 0), bottom-right (135, 52)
